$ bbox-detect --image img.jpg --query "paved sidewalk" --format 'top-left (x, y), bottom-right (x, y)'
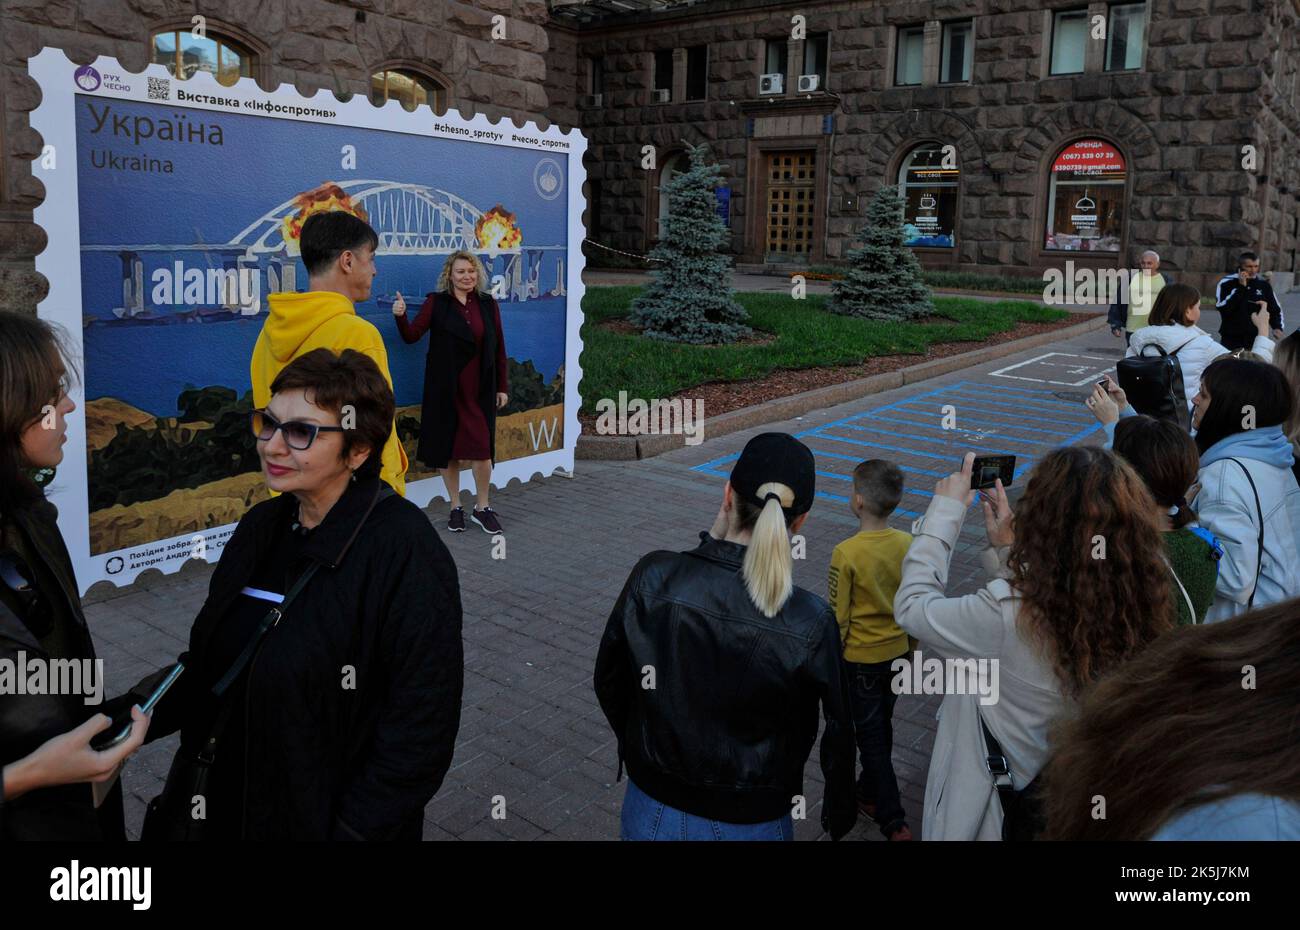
top-left (83, 312), bottom-right (1147, 841)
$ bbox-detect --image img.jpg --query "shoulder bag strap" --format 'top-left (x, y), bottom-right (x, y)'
top-left (1225, 458), bottom-right (1266, 609)
top-left (211, 562), bottom-right (320, 698)
top-left (196, 561), bottom-right (321, 763)
top-left (197, 485), bottom-right (394, 760)
top-left (978, 711), bottom-right (1018, 817)
top-left (1161, 553), bottom-right (1197, 624)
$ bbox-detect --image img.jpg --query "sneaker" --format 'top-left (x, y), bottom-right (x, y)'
top-left (448, 507), bottom-right (466, 532)
top-left (885, 823), bottom-right (913, 841)
top-left (857, 799), bottom-right (877, 820)
top-left (471, 507), bottom-right (503, 535)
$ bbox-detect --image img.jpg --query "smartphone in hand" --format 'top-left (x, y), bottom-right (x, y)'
top-left (90, 663), bottom-right (183, 752)
top-left (970, 454), bottom-right (1015, 491)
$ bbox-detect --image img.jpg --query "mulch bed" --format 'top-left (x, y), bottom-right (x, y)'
top-left (578, 311), bottom-right (1097, 433)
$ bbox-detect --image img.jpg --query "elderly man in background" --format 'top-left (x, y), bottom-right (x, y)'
top-left (1108, 250), bottom-right (1171, 347)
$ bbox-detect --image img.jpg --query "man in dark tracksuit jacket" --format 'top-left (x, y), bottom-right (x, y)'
top-left (1217, 252), bottom-right (1285, 352)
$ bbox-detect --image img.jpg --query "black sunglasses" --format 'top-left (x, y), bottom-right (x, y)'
top-left (250, 409), bottom-right (345, 451)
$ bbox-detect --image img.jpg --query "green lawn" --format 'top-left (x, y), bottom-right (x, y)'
top-left (577, 286), bottom-right (1067, 414)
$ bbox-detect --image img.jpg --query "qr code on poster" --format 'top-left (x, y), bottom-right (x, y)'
top-left (147, 77), bottom-right (170, 101)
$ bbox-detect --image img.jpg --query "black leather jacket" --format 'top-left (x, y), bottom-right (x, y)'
top-left (0, 499), bottom-right (125, 840)
top-left (594, 532), bottom-right (857, 839)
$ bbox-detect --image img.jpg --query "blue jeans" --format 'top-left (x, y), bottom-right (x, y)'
top-left (620, 779), bottom-right (794, 841)
top-left (845, 658), bottom-right (906, 836)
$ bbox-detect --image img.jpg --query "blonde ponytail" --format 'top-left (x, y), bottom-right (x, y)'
top-left (742, 481), bottom-right (795, 618)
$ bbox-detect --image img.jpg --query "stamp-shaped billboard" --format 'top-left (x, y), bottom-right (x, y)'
top-left (28, 49), bottom-right (587, 592)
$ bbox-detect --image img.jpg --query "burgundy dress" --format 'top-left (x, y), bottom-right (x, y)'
top-left (396, 289), bottom-right (509, 466)
top-left (450, 292), bottom-right (491, 460)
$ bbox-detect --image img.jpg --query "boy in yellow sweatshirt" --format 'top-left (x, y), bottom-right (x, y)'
top-left (827, 459), bottom-right (912, 840)
top-left (250, 210), bottom-right (408, 495)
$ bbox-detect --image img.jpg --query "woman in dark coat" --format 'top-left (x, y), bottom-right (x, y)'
top-left (137, 348), bottom-right (463, 840)
top-left (394, 249), bottom-right (510, 536)
top-left (0, 311), bottom-right (149, 841)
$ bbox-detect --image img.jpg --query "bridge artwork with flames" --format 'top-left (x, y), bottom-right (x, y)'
top-left (85, 180), bottom-right (566, 312)
top-left (231, 180), bottom-right (550, 257)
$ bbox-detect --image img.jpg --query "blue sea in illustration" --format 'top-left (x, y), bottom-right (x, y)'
top-left (82, 282), bottom-right (566, 415)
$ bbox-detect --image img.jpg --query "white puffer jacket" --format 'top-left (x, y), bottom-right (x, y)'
top-left (1126, 324), bottom-right (1274, 409)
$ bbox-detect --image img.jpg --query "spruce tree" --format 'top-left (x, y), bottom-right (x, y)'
top-left (829, 184), bottom-right (935, 322)
top-left (630, 143), bottom-right (750, 343)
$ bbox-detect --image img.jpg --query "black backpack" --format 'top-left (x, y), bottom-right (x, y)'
top-left (1116, 339), bottom-right (1194, 429)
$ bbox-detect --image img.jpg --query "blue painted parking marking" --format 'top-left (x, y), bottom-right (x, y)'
top-left (843, 413), bottom-right (1049, 447)
top-left (892, 404), bottom-right (1082, 437)
top-left (941, 392), bottom-right (1094, 426)
top-left (692, 380), bottom-right (1102, 518)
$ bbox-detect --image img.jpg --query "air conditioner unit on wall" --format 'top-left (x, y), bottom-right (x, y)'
top-left (582, 93), bottom-right (603, 107)
top-left (759, 73), bottom-right (784, 95)
top-left (651, 88), bottom-right (670, 103)
top-left (798, 74), bottom-right (820, 93)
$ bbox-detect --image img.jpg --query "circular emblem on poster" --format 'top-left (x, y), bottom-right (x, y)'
top-left (74, 65), bottom-right (101, 91)
top-left (105, 556), bottom-right (124, 575)
top-left (534, 158), bottom-right (563, 201)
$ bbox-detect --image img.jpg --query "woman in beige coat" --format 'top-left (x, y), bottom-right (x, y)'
top-left (894, 450), bottom-right (1175, 840)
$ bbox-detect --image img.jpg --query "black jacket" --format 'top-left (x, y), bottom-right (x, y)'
top-left (139, 475), bottom-right (464, 840)
top-left (0, 498), bottom-right (126, 841)
top-left (396, 291), bottom-right (509, 469)
top-left (593, 532), bottom-right (857, 839)
top-left (1216, 273), bottom-right (1283, 338)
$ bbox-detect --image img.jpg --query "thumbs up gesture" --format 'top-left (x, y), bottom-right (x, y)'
top-left (392, 291), bottom-right (406, 317)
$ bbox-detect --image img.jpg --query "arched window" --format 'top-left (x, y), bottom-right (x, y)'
top-left (897, 144), bottom-right (959, 248)
top-left (370, 69), bottom-right (447, 113)
top-left (1045, 139), bottom-right (1127, 252)
top-left (656, 152), bottom-right (687, 238)
top-left (151, 29), bottom-right (254, 86)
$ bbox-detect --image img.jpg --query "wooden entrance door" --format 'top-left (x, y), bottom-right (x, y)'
top-left (764, 151), bottom-right (816, 262)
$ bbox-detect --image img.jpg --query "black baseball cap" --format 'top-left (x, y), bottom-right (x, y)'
top-left (729, 432), bottom-right (816, 516)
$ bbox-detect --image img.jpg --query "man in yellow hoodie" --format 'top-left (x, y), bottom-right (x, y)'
top-left (250, 210), bottom-right (408, 495)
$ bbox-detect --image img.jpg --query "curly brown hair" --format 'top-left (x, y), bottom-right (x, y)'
top-left (1007, 446), bottom-right (1175, 699)
top-left (1044, 599), bottom-right (1300, 839)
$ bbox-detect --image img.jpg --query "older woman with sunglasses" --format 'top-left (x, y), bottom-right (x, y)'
top-left (0, 311), bottom-right (149, 841)
top-left (136, 347), bottom-right (464, 840)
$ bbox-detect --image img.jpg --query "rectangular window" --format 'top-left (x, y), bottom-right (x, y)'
top-left (1105, 3), bottom-right (1146, 71)
top-left (654, 48), bottom-right (673, 95)
top-left (803, 33), bottom-right (829, 87)
top-left (940, 20), bottom-right (973, 83)
top-left (686, 45), bottom-right (708, 100)
top-left (1045, 140), bottom-right (1127, 252)
top-left (765, 39), bottom-right (788, 78)
top-left (1050, 10), bottom-right (1088, 75)
top-left (588, 57), bottom-right (604, 96)
top-left (895, 26), bottom-right (925, 86)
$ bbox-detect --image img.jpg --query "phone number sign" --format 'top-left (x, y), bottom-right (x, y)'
top-left (1052, 140), bottom-right (1125, 174)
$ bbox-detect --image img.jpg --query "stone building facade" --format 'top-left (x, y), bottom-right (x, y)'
top-left (0, 0), bottom-right (558, 313)
top-left (550, 0), bottom-right (1300, 292)
top-left (5, 0), bottom-right (1300, 309)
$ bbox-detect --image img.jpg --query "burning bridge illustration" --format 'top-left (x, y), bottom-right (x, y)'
top-left (85, 180), bottom-right (567, 320)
